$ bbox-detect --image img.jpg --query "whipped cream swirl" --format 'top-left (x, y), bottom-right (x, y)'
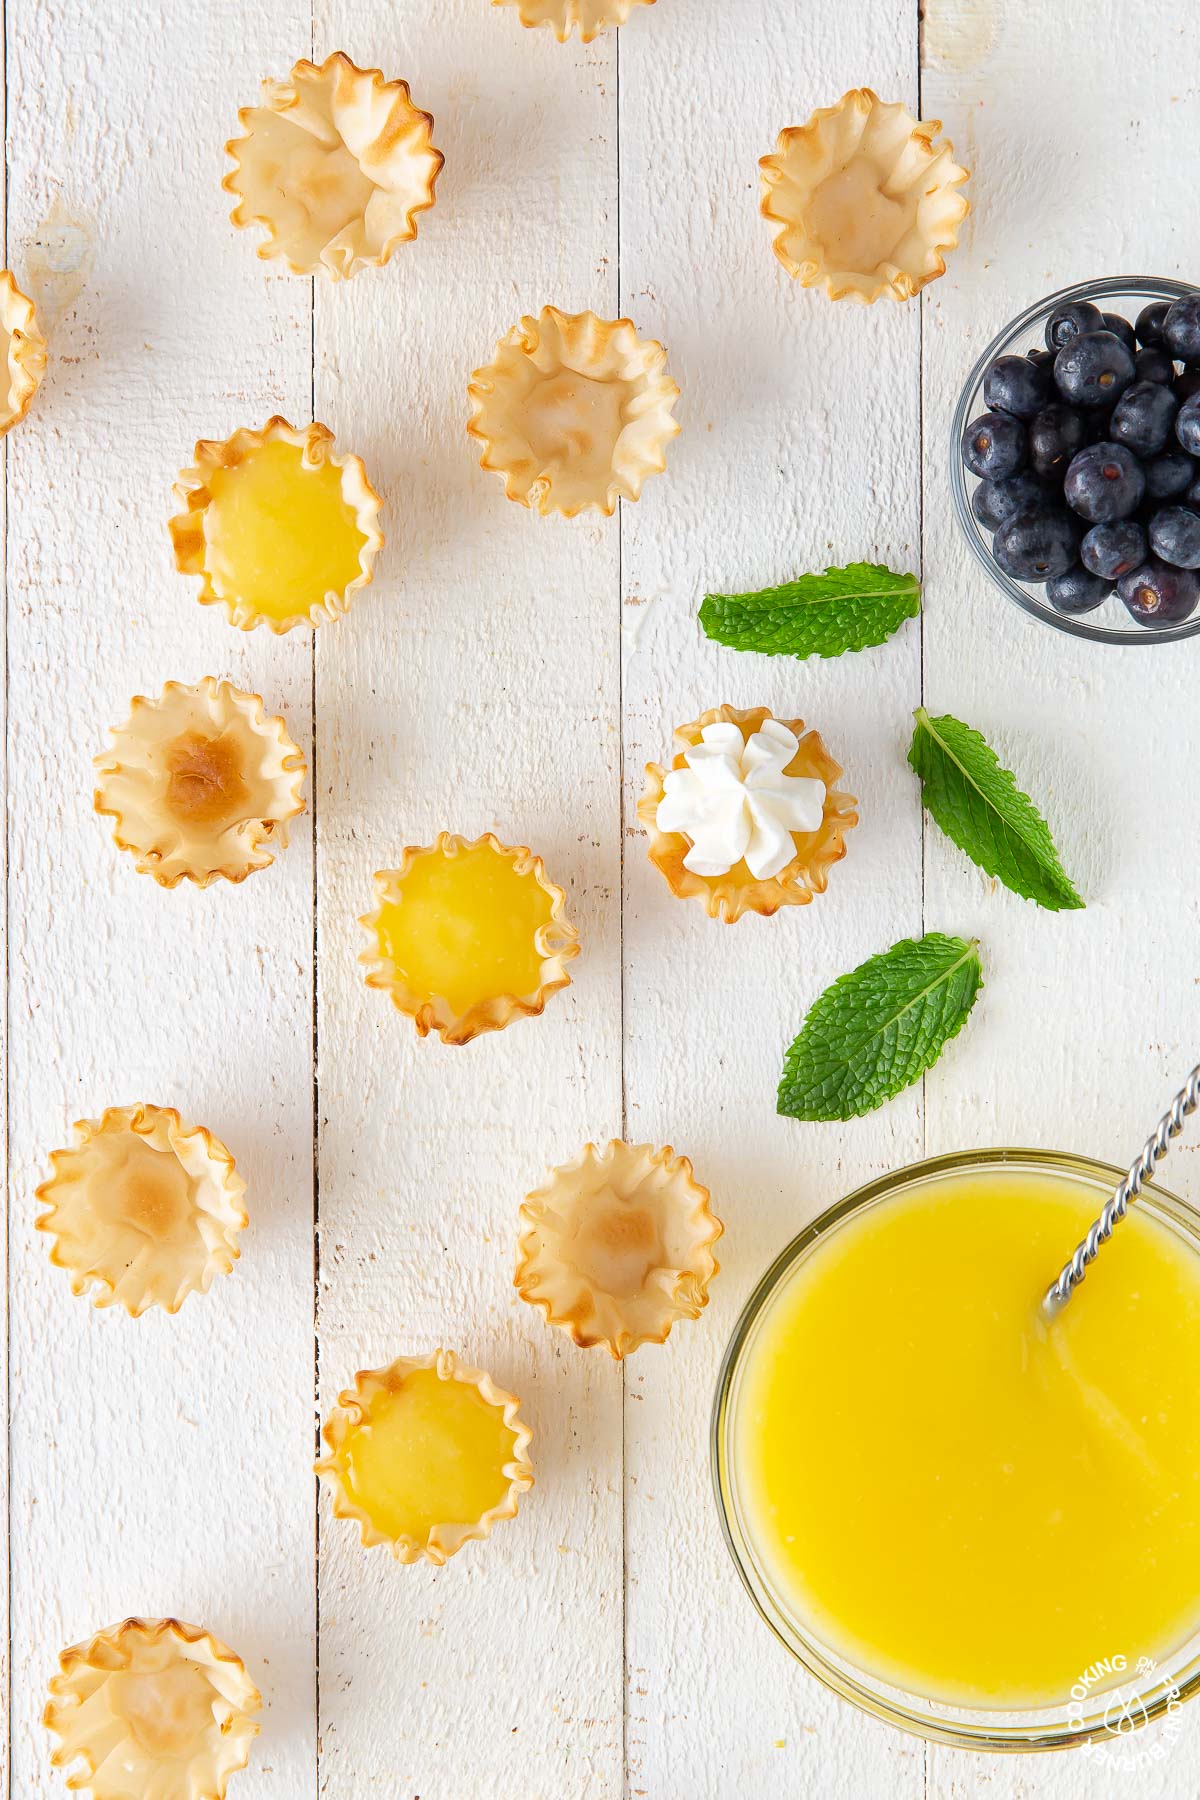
top-left (655, 718), bottom-right (827, 881)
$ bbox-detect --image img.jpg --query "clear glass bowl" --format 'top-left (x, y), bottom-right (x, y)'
top-left (950, 276), bottom-right (1200, 644)
top-left (711, 1147), bottom-right (1200, 1750)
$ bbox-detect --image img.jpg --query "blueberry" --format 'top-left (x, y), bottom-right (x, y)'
top-left (1162, 296), bottom-right (1200, 362)
top-left (1081, 520), bottom-right (1147, 580)
top-left (1101, 312), bottom-right (1137, 353)
top-left (993, 509), bottom-right (1080, 582)
top-left (1175, 368), bottom-right (1200, 404)
top-left (971, 470), bottom-right (1053, 531)
top-left (1027, 404), bottom-right (1087, 479)
top-left (1149, 504), bottom-right (1200, 569)
top-left (1063, 442), bottom-right (1146, 522)
top-left (1028, 348), bottom-right (1055, 373)
top-left (1187, 476), bottom-right (1200, 511)
top-left (1176, 394), bottom-right (1200, 455)
top-left (1136, 301), bottom-right (1173, 348)
top-left (1046, 567), bottom-right (1113, 614)
top-left (1045, 300), bottom-right (1105, 352)
top-left (983, 355), bottom-right (1052, 419)
top-left (961, 411), bottom-right (1027, 480)
top-left (1054, 331), bottom-right (1136, 408)
top-left (1135, 346), bottom-right (1176, 385)
top-left (1117, 557), bottom-right (1200, 628)
top-left (1144, 450), bottom-right (1197, 500)
top-left (1109, 380), bottom-right (1179, 456)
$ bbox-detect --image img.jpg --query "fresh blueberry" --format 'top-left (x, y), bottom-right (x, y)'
top-left (1054, 331), bottom-right (1136, 408)
top-left (1187, 475), bottom-right (1200, 511)
top-left (1135, 346), bottom-right (1176, 385)
top-left (1149, 504), bottom-right (1200, 569)
top-left (961, 411), bottom-right (1027, 480)
top-left (1135, 301), bottom-right (1173, 348)
top-left (1027, 404), bottom-right (1087, 479)
top-left (1162, 296), bottom-right (1200, 362)
top-left (1176, 394), bottom-right (1200, 455)
top-left (1081, 520), bottom-right (1147, 580)
top-left (1175, 368), bottom-right (1200, 404)
top-left (1101, 312), bottom-right (1137, 353)
top-left (1144, 450), bottom-right (1197, 500)
top-left (1063, 442), bottom-right (1146, 522)
top-left (1045, 300), bottom-right (1105, 352)
top-left (1117, 557), bottom-right (1200, 628)
top-left (1109, 380), bottom-right (1179, 457)
top-left (983, 355), bottom-right (1052, 419)
top-left (1046, 567), bottom-right (1113, 614)
top-left (971, 470), bottom-right (1053, 531)
top-left (993, 509), bottom-right (1080, 582)
top-left (1028, 347), bottom-right (1055, 373)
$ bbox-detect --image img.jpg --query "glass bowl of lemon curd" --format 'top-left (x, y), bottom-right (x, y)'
top-left (712, 1148), bottom-right (1200, 1750)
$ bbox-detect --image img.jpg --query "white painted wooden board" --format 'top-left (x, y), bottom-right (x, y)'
top-left (6, 0), bottom-right (1200, 1797)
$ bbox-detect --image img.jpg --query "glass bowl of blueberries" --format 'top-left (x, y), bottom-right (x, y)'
top-left (951, 276), bottom-right (1200, 642)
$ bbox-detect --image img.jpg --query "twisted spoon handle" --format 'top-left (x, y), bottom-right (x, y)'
top-left (1043, 1064), bottom-right (1200, 1318)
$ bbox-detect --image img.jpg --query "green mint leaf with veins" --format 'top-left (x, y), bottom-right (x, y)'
top-left (778, 933), bottom-right (983, 1122)
top-left (698, 562), bottom-right (920, 661)
top-left (908, 708), bottom-right (1085, 912)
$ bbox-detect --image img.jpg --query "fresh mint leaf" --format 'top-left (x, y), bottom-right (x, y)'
top-left (699, 562), bottom-right (920, 661)
top-left (778, 933), bottom-right (983, 1121)
top-left (909, 708), bottom-right (1084, 912)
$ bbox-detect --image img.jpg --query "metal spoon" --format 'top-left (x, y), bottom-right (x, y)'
top-left (1043, 1064), bottom-right (1200, 1319)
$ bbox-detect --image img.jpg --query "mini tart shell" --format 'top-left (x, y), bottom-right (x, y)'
top-left (169, 417), bottom-right (384, 634)
top-left (637, 704), bottom-right (858, 923)
top-left (0, 271), bottom-right (46, 434)
top-left (94, 677), bottom-right (307, 889)
top-left (315, 1348), bottom-right (534, 1566)
top-left (359, 831), bottom-right (580, 1046)
top-left (493, 0), bottom-right (655, 41)
top-left (225, 51), bottom-right (444, 280)
top-left (760, 88), bottom-right (970, 303)
top-left (35, 1103), bottom-right (248, 1317)
top-left (467, 305), bottom-right (680, 518)
top-left (516, 1140), bottom-right (722, 1359)
top-left (44, 1616), bottom-right (260, 1800)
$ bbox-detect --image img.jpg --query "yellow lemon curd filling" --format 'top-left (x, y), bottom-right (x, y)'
top-left (338, 1366), bottom-right (519, 1546)
top-left (376, 841), bottom-right (555, 1016)
top-left (201, 439), bottom-right (367, 623)
top-left (734, 1169), bottom-right (1200, 1709)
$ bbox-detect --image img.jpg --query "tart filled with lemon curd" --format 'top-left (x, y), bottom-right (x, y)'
top-left (225, 51), bottom-right (443, 279)
top-left (361, 833), bottom-right (579, 1044)
top-left (467, 305), bottom-right (679, 517)
top-left (169, 418), bottom-right (383, 634)
top-left (316, 1350), bottom-right (534, 1565)
top-left (94, 677), bottom-right (306, 887)
top-left (760, 89), bottom-right (969, 303)
top-left (35, 1104), bottom-right (247, 1317)
top-left (638, 704), bottom-right (857, 922)
top-left (493, 0), bottom-right (655, 41)
top-left (0, 271), bottom-right (46, 434)
top-left (516, 1140), bottom-right (722, 1358)
top-left (44, 1616), bottom-right (261, 1799)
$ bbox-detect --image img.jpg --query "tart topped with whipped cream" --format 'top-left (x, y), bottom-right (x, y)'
top-left (0, 271), bottom-right (46, 435)
top-left (493, 0), bottom-right (655, 41)
top-left (360, 833), bottom-right (579, 1044)
top-left (638, 704), bottom-right (857, 921)
top-left (315, 1349), bottom-right (534, 1565)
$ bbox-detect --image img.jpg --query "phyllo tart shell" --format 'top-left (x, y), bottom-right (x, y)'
top-left (637, 703), bottom-right (858, 923)
top-left (35, 1103), bottom-right (248, 1317)
top-left (0, 270), bottom-right (46, 434)
top-left (44, 1616), bottom-right (261, 1799)
top-left (516, 1140), bottom-right (722, 1358)
top-left (360, 832), bottom-right (580, 1046)
top-left (225, 51), bottom-right (444, 280)
top-left (467, 305), bottom-right (680, 518)
top-left (94, 677), bottom-right (307, 888)
top-left (760, 88), bottom-right (969, 303)
top-left (169, 417), bottom-right (384, 635)
top-left (493, 0), bottom-right (655, 41)
top-left (315, 1348), bottom-right (534, 1566)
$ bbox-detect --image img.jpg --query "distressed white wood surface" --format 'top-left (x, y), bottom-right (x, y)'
top-left (6, 0), bottom-right (1200, 1797)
